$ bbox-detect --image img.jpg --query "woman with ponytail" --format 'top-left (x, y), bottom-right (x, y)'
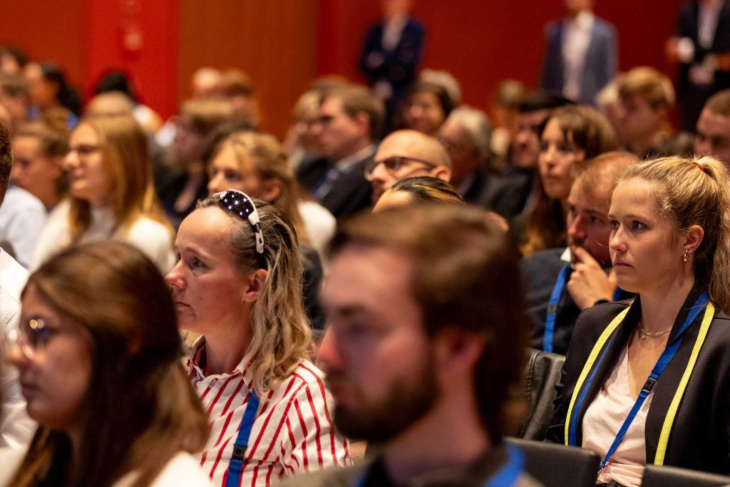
top-left (547, 156), bottom-right (730, 485)
top-left (165, 193), bottom-right (350, 486)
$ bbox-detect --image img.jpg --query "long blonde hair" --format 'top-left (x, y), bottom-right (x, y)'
top-left (619, 156), bottom-right (730, 313)
top-left (197, 196), bottom-right (312, 394)
top-left (68, 116), bottom-right (170, 241)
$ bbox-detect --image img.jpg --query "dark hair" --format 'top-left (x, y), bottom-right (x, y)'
top-left (10, 242), bottom-right (208, 487)
top-left (94, 70), bottom-right (138, 103)
top-left (0, 73), bottom-right (29, 99)
top-left (389, 176), bottom-right (465, 205)
top-left (549, 106), bottom-right (619, 159)
top-left (323, 84), bottom-right (385, 140)
top-left (330, 204), bottom-right (528, 441)
top-left (406, 80), bottom-right (456, 116)
top-left (517, 91), bottom-right (575, 114)
top-left (0, 120), bottom-right (10, 204)
top-left (39, 62), bottom-right (82, 117)
top-left (0, 45), bottom-right (29, 68)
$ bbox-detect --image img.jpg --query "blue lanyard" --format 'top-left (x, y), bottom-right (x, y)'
top-left (225, 391), bottom-right (260, 487)
top-left (353, 444), bottom-right (524, 487)
top-left (544, 264), bottom-right (570, 353)
top-left (613, 287), bottom-right (625, 302)
top-left (579, 293), bottom-right (709, 471)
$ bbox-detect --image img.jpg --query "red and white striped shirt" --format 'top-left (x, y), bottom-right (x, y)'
top-left (186, 339), bottom-right (351, 486)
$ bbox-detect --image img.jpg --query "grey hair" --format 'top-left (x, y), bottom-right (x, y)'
top-left (447, 105), bottom-right (492, 161)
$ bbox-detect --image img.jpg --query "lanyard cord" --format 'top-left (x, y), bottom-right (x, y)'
top-left (225, 391), bottom-right (260, 487)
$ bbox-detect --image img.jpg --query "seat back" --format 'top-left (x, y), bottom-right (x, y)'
top-left (505, 437), bottom-right (600, 487)
top-left (517, 349), bottom-right (565, 440)
top-left (641, 465), bottom-right (730, 487)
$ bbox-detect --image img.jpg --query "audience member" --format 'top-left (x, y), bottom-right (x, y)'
top-left (33, 116), bottom-right (174, 273)
top-left (395, 77), bottom-right (456, 137)
top-left (367, 129), bottom-right (451, 203)
top-left (489, 79), bottom-right (527, 168)
top-left (0, 119), bottom-right (35, 449)
top-left (523, 151), bottom-right (637, 355)
top-left (616, 67), bottom-right (678, 158)
top-left (0, 74), bottom-right (30, 135)
top-left (519, 105), bottom-right (617, 256)
top-left (215, 69), bottom-right (258, 127)
top-left (297, 84), bottom-right (384, 219)
top-left (667, 0), bottom-right (730, 131)
top-left (0, 46), bottom-right (28, 77)
top-left (206, 130), bottom-right (330, 328)
top-left (438, 106), bottom-right (525, 219)
top-left (283, 90), bottom-right (323, 169)
top-left (23, 62), bottom-right (81, 124)
top-left (3, 241), bottom-right (212, 486)
top-left (11, 117), bottom-right (69, 212)
top-left (359, 0), bottom-right (425, 126)
top-left (695, 88), bottom-right (730, 167)
top-left (548, 156), bottom-right (730, 485)
top-left (94, 70), bottom-right (164, 133)
top-left (372, 175), bottom-right (464, 211)
top-left (290, 204), bottom-right (537, 486)
top-left (157, 98), bottom-right (234, 228)
top-left (191, 67), bottom-right (222, 100)
top-left (540, 0), bottom-right (617, 105)
top-left (165, 193), bottom-right (350, 486)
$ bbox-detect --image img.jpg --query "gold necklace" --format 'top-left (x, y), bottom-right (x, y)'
top-left (638, 321), bottom-right (672, 340)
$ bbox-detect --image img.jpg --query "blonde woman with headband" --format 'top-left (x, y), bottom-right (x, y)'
top-left (547, 156), bottom-right (730, 486)
top-left (165, 192), bottom-right (350, 486)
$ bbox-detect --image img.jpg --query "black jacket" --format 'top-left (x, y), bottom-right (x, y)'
top-left (546, 286), bottom-right (730, 475)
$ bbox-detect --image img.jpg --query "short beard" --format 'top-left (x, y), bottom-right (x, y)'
top-left (331, 358), bottom-right (439, 444)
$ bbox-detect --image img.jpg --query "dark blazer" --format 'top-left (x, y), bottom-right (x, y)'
top-left (522, 248), bottom-right (580, 356)
top-left (296, 154), bottom-right (374, 221)
top-left (546, 287), bottom-right (730, 475)
top-left (540, 16), bottom-right (617, 105)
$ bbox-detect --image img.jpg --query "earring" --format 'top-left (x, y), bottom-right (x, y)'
top-left (682, 249), bottom-right (691, 262)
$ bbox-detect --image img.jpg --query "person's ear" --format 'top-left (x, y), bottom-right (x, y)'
top-left (430, 166), bottom-right (452, 183)
top-left (683, 224), bottom-right (705, 254)
top-left (433, 328), bottom-right (485, 376)
top-left (241, 269), bottom-right (268, 303)
top-left (260, 178), bottom-right (282, 203)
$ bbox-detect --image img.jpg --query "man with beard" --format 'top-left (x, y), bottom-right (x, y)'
top-left (284, 204), bottom-right (539, 486)
top-left (523, 151), bottom-right (636, 355)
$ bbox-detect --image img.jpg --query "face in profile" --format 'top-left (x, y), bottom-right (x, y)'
top-left (313, 96), bottom-right (364, 161)
top-left (165, 207), bottom-right (253, 335)
top-left (11, 135), bottom-right (63, 208)
top-left (207, 143), bottom-right (265, 197)
top-left (319, 244), bottom-right (438, 442)
top-left (402, 92), bottom-right (445, 136)
top-left (513, 110), bottom-right (547, 169)
top-left (608, 178), bottom-right (687, 294)
top-left (695, 108), bottom-right (730, 168)
top-left (6, 284), bottom-right (92, 432)
top-left (64, 123), bottom-right (113, 208)
top-left (618, 94), bottom-right (664, 148)
top-left (538, 118), bottom-right (584, 200)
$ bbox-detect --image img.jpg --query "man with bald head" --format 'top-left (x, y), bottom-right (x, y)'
top-left (368, 129), bottom-right (451, 202)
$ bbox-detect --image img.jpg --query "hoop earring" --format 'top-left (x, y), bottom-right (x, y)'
top-left (682, 249), bottom-right (691, 262)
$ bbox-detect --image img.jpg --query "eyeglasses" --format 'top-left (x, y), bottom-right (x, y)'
top-left (364, 156), bottom-right (439, 181)
top-left (3, 318), bottom-right (63, 357)
top-left (214, 190), bottom-right (265, 256)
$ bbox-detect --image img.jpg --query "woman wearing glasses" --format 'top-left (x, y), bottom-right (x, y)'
top-left (165, 191), bottom-right (350, 486)
top-left (2, 241), bottom-right (212, 486)
top-left (32, 115), bottom-right (175, 273)
top-left (519, 106), bottom-right (617, 256)
top-left (547, 157), bottom-right (730, 485)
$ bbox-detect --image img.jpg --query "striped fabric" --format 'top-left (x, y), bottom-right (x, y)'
top-left (186, 340), bottom-right (351, 486)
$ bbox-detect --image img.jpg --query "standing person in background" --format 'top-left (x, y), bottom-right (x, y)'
top-left (667, 0), bottom-right (730, 132)
top-left (33, 116), bottom-right (175, 274)
top-left (540, 0), bottom-right (617, 106)
top-left (359, 0), bottom-right (425, 129)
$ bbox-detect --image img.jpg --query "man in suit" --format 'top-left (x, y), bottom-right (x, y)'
top-left (667, 0), bottom-right (730, 132)
top-left (359, 0), bottom-right (425, 126)
top-left (297, 84), bottom-right (385, 220)
top-left (696, 89), bottom-right (730, 168)
top-left (285, 204), bottom-right (537, 486)
top-left (540, 0), bottom-right (617, 106)
top-left (524, 151), bottom-right (636, 355)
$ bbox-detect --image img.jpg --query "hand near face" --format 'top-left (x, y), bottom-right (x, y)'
top-left (566, 246), bottom-right (617, 309)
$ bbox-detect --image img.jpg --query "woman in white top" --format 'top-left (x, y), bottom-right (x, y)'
top-left (165, 192), bottom-right (350, 487)
top-left (33, 115), bottom-right (175, 273)
top-left (3, 241), bottom-right (211, 486)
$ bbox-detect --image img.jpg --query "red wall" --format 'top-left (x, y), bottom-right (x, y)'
top-left (318, 0), bottom-right (686, 113)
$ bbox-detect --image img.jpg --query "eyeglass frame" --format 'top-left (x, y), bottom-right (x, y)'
top-left (364, 156), bottom-right (441, 181)
top-left (213, 189), bottom-right (265, 256)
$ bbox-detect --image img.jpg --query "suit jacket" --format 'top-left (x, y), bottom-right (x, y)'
top-left (523, 248), bottom-right (581, 356)
top-left (296, 154), bottom-right (374, 221)
top-left (540, 16), bottom-right (617, 105)
top-left (546, 286), bottom-right (730, 475)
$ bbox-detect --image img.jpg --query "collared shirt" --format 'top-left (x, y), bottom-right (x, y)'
top-left (313, 145), bottom-right (376, 202)
top-left (0, 186), bottom-right (46, 269)
top-left (699, 0), bottom-right (725, 49)
top-left (382, 15), bottom-right (408, 51)
top-left (186, 338), bottom-right (351, 487)
top-left (562, 11), bottom-right (595, 101)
